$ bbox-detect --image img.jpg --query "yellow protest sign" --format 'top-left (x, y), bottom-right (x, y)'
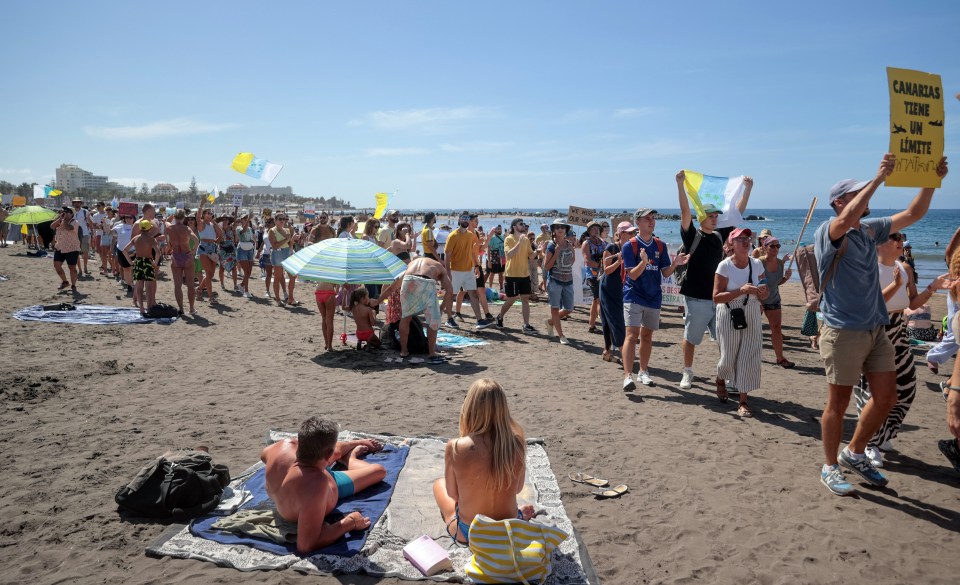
top-left (887, 67), bottom-right (944, 188)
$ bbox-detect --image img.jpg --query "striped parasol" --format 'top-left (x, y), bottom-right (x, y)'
top-left (281, 237), bottom-right (406, 284)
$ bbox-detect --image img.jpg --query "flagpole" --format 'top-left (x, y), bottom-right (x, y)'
top-left (784, 197), bottom-right (817, 273)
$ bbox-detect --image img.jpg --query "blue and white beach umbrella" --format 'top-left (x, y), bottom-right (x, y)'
top-left (281, 238), bottom-right (406, 284)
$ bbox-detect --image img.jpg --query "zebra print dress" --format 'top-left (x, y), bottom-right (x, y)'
top-left (854, 311), bottom-right (916, 447)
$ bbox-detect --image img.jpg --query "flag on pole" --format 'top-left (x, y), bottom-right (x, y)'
top-left (373, 192), bottom-right (390, 219)
top-left (32, 185), bottom-right (61, 199)
top-left (111, 196), bottom-right (119, 209)
top-left (681, 171), bottom-right (745, 229)
top-left (231, 152), bottom-right (283, 185)
top-left (207, 185), bottom-right (220, 204)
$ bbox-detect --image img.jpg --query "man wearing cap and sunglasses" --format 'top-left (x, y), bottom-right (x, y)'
top-left (675, 171), bottom-right (754, 390)
top-left (815, 153), bottom-right (948, 496)
top-left (621, 208), bottom-right (689, 390)
top-left (309, 212), bottom-right (336, 243)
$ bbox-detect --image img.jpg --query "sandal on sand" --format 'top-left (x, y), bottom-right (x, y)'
top-left (601, 350), bottom-right (613, 362)
top-left (776, 358), bottom-right (795, 369)
top-left (569, 472), bottom-right (609, 487)
top-left (715, 378), bottom-right (729, 403)
top-left (592, 484), bottom-right (629, 498)
top-left (737, 404), bottom-right (753, 418)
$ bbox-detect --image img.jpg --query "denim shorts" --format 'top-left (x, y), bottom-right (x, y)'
top-left (270, 247), bottom-right (291, 265)
top-left (683, 296), bottom-right (716, 345)
top-left (236, 247), bottom-right (254, 262)
top-left (547, 279), bottom-right (574, 311)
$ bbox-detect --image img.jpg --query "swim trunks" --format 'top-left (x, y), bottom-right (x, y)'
top-left (400, 275), bottom-right (442, 330)
top-left (327, 468), bottom-right (355, 499)
top-left (133, 257), bottom-right (156, 282)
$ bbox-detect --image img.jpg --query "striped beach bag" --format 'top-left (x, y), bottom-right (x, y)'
top-left (465, 514), bottom-right (569, 584)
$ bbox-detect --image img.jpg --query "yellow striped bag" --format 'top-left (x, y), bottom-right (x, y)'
top-left (464, 514), bottom-right (569, 584)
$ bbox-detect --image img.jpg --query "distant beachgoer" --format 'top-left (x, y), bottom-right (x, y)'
top-left (495, 219), bottom-right (536, 332)
top-left (98, 207), bottom-right (116, 276)
top-left (113, 213), bottom-right (136, 293)
top-left (378, 210), bottom-right (399, 247)
top-left (167, 210), bottom-right (197, 316)
top-left (51, 207), bottom-right (81, 293)
top-left (713, 228), bottom-right (767, 417)
top-left (309, 212), bottom-right (336, 243)
top-left (389, 222), bottom-right (416, 261)
top-left (599, 222), bottom-right (633, 363)
top-left (71, 198), bottom-right (94, 275)
top-left (758, 236), bottom-right (794, 368)
top-left (815, 153), bottom-right (948, 496)
top-left (675, 170), bottom-right (753, 390)
top-left (261, 417), bottom-right (386, 553)
top-left (621, 209), bottom-right (688, 390)
top-left (543, 218), bottom-right (576, 344)
top-left (435, 224), bottom-right (451, 261)
top-left (236, 214), bottom-right (256, 298)
top-left (269, 213), bottom-right (297, 305)
top-left (258, 217), bottom-right (275, 295)
top-left (751, 228), bottom-right (773, 259)
top-left (217, 216), bottom-right (238, 292)
top-left (432, 379), bottom-right (534, 544)
top-left (123, 220), bottom-right (161, 315)
top-left (938, 254), bottom-right (960, 472)
top-left (926, 227), bottom-right (960, 375)
top-left (526, 231), bottom-right (542, 298)
top-left (486, 225), bottom-right (505, 291)
top-left (853, 231), bottom-right (954, 468)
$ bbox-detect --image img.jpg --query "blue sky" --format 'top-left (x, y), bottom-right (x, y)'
top-left (3, 1), bottom-right (959, 209)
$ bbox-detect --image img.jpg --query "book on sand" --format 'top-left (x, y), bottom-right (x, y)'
top-left (402, 534), bottom-right (452, 576)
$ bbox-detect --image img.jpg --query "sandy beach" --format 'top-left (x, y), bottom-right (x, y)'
top-left (0, 246), bottom-right (957, 585)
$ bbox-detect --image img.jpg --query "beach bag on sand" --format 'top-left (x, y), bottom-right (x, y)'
top-left (388, 315), bottom-right (430, 354)
top-left (115, 450), bottom-right (230, 521)
top-left (145, 303), bottom-right (178, 319)
top-left (465, 515), bottom-right (568, 585)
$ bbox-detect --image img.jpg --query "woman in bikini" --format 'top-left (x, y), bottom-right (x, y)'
top-left (433, 378), bottom-right (534, 544)
top-left (268, 213), bottom-right (296, 305)
top-left (195, 200), bottom-right (223, 303)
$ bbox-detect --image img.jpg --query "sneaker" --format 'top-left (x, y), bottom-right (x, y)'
top-left (545, 318), bottom-right (554, 336)
top-left (820, 464), bottom-right (854, 496)
top-left (475, 318), bottom-right (494, 330)
top-left (446, 318), bottom-right (459, 329)
top-left (243, 291), bottom-right (252, 298)
top-left (838, 447), bottom-right (888, 487)
top-left (638, 371), bottom-right (653, 386)
top-left (485, 313), bottom-right (494, 321)
top-left (878, 440), bottom-right (894, 452)
top-left (622, 376), bottom-right (636, 392)
top-left (864, 446), bottom-right (884, 468)
top-left (938, 439), bottom-right (960, 472)
top-left (496, 315), bottom-right (503, 328)
top-left (679, 368), bottom-right (693, 389)
top-left (521, 324), bottom-right (536, 333)
top-left (558, 336), bottom-right (570, 345)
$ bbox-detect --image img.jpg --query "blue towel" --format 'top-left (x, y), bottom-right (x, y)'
top-left (190, 444), bottom-right (408, 557)
top-left (436, 331), bottom-right (487, 348)
top-left (12, 304), bottom-right (176, 325)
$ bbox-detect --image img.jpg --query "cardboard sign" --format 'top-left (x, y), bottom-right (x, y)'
top-left (887, 67), bottom-right (944, 188)
top-left (610, 214), bottom-right (633, 231)
top-left (566, 205), bottom-right (595, 227)
top-left (118, 202), bottom-right (139, 217)
top-left (175, 201), bottom-right (185, 210)
top-left (232, 193), bottom-right (243, 207)
top-left (12, 195), bottom-right (26, 206)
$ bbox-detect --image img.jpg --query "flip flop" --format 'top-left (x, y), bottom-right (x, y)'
top-left (568, 472), bottom-right (609, 487)
top-left (592, 484), bottom-right (629, 498)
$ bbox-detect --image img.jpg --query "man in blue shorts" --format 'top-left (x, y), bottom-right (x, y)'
top-left (675, 171), bottom-right (753, 389)
top-left (816, 153), bottom-right (948, 496)
top-left (621, 209), bottom-right (688, 391)
top-left (261, 417), bottom-right (387, 552)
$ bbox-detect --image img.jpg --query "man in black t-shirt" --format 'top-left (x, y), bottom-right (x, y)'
top-left (675, 170), bottom-right (753, 389)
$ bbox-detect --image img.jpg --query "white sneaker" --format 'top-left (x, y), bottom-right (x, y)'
top-left (878, 440), bottom-right (894, 452)
top-left (865, 446), bottom-right (884, 468)
top-left (679, 369), bottom-right (694, 389)
top-left (622, 376), bottom-right (636, 391)
top-left (243, 291), bottom-right (252, 298)
top-left (558, 336), bottom-right (570, 345)
top-left (638, 371), bottom-right (653, 386)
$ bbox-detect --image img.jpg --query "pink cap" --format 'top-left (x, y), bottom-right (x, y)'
top-left (616, 221), bottom-right (637, 233)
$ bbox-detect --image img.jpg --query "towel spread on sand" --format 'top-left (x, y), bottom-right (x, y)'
top-left (211, 508), bottom-right (298, 544)
top-left (147, 430), bottom-right (596, 584)
top-left (12, 304), bottom-right (177, 325)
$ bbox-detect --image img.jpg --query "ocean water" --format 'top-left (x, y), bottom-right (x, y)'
top-left (407, 208), bottom-right (958, 283)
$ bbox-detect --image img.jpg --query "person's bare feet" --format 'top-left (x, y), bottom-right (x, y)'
top-left (519, 504), bottom-right (536, 520)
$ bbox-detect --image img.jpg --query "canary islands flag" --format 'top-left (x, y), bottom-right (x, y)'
top-left (32, 185), bottom-right (61, 199)
top-left (682, 171), bottom-right (745, 229)
top-left (207, 185), bottom-right (220, 204)
top-left (231, 152), bottom-right (283, 185)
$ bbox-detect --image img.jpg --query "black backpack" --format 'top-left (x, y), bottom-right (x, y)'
top-left (146, 303), bottom-right (179, 319)
top-left (388, 315), bottom-right (430, 354)
top-left (115, 450), bottom-right (230, 521)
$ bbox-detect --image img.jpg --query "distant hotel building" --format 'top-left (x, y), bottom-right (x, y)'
top-left (151, 183), bottom-right (179, 199)
top-left (227, 183), bottom-right (294, 199)
top-left (55, 164), bottom-right (108, 192)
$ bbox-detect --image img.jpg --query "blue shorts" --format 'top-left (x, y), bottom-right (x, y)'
top-left (270, 247), bottom-right (291, 265)
top-left (683, 296), bottom-right (716, 345)
top-left (547, 279), bottom-right (574, 311)
top-left (327, 468), bottom-right (355, 500)
top-left (236, 247), bottom-right (254, 262)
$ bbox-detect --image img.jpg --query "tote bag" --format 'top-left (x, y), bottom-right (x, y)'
top-left (465, 514), bottom-right (568, 584)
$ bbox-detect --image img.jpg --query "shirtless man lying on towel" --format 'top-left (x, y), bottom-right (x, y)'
top-left (261, 417), bottom-right (386, 553)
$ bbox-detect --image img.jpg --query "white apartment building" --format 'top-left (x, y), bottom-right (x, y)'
top-left (55, 164), bottom-right (108, 191)
top-left (151, 183), bottom-right (179, 199)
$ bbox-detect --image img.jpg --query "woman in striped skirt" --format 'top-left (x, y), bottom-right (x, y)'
top-left (855, 232), bottom-right (954, 467)
top-left (713, 228), bottom-right (769, 418)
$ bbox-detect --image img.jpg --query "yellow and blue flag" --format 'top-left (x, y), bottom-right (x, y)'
top-left (373, 192), bottom-right (390, 219)
top-left (32, 185), bottom-right (61, 199)
top-left (682, 171), bottom-right (746, 228)
top-left (207, 185), bottom-right (220, 204)
top-left (231, 152), bottom-right (283, 185)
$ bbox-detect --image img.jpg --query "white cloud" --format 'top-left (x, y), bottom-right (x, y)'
top-left (83, 117), bottom-right (237, 140)
top-left (364, 147), bottom-right (431, 157)
top-left (439, 141), bottom-right (513, 153)
top-left (348, 107), bottom-right (496, 132)
top-left (613, 107), bottom-right (659, 118)
top-left (0, 168), bottom-right (31, 175)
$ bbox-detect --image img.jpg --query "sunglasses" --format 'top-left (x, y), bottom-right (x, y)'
top-left (767, 244), bottom-right (781, 249)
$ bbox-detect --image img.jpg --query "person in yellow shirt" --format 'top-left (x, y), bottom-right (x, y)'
top-left (495, 219), bottom-right (536, 332)
top-left (421, 212), bottom-right (438, 260)
top-left (444, 213), bottom-right (494, 330)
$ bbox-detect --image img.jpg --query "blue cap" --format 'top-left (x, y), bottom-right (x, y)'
top-left (829, 179), bottom-right (870, 203)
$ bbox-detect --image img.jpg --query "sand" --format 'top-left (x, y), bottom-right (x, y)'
top-left (0, 246), bottom-right (957, 585)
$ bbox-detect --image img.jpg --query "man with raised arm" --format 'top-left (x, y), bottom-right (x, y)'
top-left (816, 153), bottom-right (948, 496)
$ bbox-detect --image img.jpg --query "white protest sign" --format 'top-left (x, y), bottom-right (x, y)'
top-left (232, 193), bottom-right (243, 207)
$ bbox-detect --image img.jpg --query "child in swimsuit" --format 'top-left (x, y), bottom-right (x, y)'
top-left (433, 379), bottom-right (535, 544)
top-left (349, 287), bottom-right (380, 349)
